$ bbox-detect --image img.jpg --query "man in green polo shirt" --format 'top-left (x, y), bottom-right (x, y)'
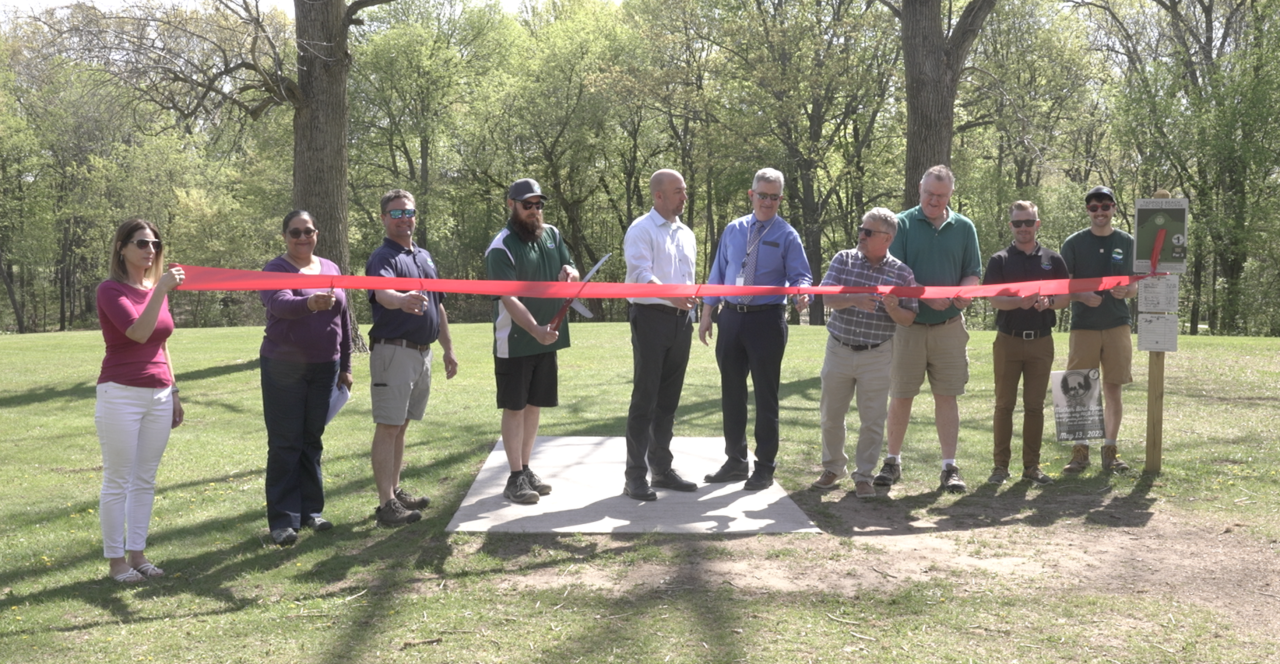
top-left (485, 178), bottom-right (580, 505)
top-left (873, 165), bottom-right (982, 494)
top-left (1059, 185), bottom-right (1136, 474)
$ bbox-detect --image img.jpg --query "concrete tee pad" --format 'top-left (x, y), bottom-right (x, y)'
top-left (446, 436), bottom-right (821, 534)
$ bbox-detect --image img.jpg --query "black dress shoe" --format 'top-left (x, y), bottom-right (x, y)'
top-left (743, 466), bottom-right (775, 491)
top-left (704, 460), bottom-right (750, 483)
top-left (623, 482), bottom-right (657, 501)
top-left (651, 468), bottom-right (697, 492)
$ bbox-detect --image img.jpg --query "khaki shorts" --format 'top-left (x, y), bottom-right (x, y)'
top-left (890, 315), bottom-right (969, 398)
top-left (370, 342), bottom-right (433, 425)
top-left (1067, 325), bottom-right (1133, 385)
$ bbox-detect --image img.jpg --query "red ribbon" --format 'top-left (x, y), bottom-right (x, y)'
top-left (175, 264), bottom-right (1156, 299)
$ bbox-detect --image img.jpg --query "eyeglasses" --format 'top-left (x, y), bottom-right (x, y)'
top-left (386, 209), bottom-right (416, 219)
top-left (521, 201), bottom-right (545, 211)
top-left (287, 227), bottom-right (318, 239)
top-left (1087, 203), bottom-right (1114, 213)
top-left (1010, 218), bottom-right (1038, 228)
top-left (753, 192), bottom-right (781, 202)
top-left (130, 239), bottom-right (162, 251)
top-left (859, 227), bottom-right (888, 237)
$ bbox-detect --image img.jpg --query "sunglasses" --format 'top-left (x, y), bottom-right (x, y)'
top-left (129, 239), bottom-right (162, 251)
top-left (386, 209), bottom-right (416, 219)
top-left (287, 227), bottom-right (318, 239)
top-left (1087, 203), bottom-right (1114, 213)
top-left (859, 227), bottom-right (888, 237)
top-left (1010, 218), bottom-right (1038, 228)
top-left (754, 192), bottom-right (781, 202)
top-left (521, 200), bottom-right (545, 211)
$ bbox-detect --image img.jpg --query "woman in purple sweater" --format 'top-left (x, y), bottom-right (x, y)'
top-left (96, 218), bottom-right (185, 583)
top-left (259, 210), bottom-right (353, 546)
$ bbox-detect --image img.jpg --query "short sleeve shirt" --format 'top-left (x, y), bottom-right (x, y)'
top-left (1060, 227), bottom-right (1134, 330)
top-left (983, 243), bottom-right (1069, 332)
top-left (365, 237), bottom-right (444, 346)
top-left (485, 223), bottom-right (576, 358)
top-left (889, 206), bottom-right (982, 325)
top-left (822, 249), bottom-right (918, 346)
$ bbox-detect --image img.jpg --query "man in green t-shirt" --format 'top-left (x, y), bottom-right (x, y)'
top-left (484, 178), bottom-right (579, 505)
top-left (1059, 185), bottom-right (1137, 474)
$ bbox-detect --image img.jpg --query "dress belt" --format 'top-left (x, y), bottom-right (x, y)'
top-left (832, 335), bottom-right (885, 352)
top-left (634, 302), bottom-right (689, 316)
top-left (725, 303), bottom-right (785, 313)
top-left (999, 327), bottom-right (1052, 340)
top-left (372, 337), bottom-right (431, 351)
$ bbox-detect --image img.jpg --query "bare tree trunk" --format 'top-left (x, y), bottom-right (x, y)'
top-left (0, 249), bottom-right (26, 334)
top-left (294, 0), bottom-right (353, 276)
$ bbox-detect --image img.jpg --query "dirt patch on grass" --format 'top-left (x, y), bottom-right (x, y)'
top-left (493, 487), bottom-right (1280, 638)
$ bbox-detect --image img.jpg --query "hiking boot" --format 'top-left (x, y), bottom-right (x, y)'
top-left (872, 458), bottom-right (901, 487)
top-left (743, 465), bottom-right (775, 491)
top-left (375, 499), bottom-right (422, 527)
top-left (811, 470), bottom-right (841, 490)
top-left (939, 464), bottom-right (967, 493)
top-left (1022, 467), bottom-right (1054, 486)
top-left (394, 486), bottom-right (431, 510)
top-left (1063, 444), bottom-right (1090, 473)
top-left (1101, 445), bottom-right (1130, 472)
top-left (503, 473), bottom-right (540, 505)
top-left (987, 467), bottom-right (1010, 485)
top-left (523, 467), bottom-right (553, 495)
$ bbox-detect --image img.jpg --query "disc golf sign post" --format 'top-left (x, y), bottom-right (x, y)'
top-left (1134, 192), bottom-right (1187, 473)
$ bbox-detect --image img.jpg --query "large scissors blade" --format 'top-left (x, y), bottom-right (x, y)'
top-left (549, 253), bottom-right (611, 331)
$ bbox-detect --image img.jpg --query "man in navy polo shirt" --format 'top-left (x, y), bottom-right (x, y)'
top-left (365, 189), bottom-right (459, 527)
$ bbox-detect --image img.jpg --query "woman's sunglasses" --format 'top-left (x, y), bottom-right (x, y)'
top-left (287, 227), bottom-right (318, 239)
top-left (130, 239), bottom-right (162, 251)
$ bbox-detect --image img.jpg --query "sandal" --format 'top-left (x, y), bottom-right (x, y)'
top-left (113, 567), bottom-right (146, 584)
top-left (134, 562), bottom-right (165, 578)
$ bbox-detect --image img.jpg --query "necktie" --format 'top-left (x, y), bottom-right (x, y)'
top-left (741, 221), bottom-right (763, 304)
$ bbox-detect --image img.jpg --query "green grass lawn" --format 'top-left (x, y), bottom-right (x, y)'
top-left (1, 323), bottom-right (1277, 663)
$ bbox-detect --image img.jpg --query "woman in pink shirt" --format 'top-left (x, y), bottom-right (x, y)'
top-left (95, 218), bottom-right (185, 583)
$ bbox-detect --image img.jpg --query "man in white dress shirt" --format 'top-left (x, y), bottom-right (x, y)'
top-left (621, 169), bottom-right (700, 500)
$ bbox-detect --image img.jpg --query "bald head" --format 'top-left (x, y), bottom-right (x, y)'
top-left (650, 169), bottom-right (687, 221)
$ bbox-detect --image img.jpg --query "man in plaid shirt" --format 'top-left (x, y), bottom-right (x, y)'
top-left (812, 208), bottom-right (918, 498)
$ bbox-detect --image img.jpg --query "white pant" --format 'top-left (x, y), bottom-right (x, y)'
top-left (95, 382), bottom-right (172, 558)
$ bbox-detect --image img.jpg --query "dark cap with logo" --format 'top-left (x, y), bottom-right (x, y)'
top-left (1085, 185), bottom-right (1115, 204)
top-left (507, 179), bottom-right (545, 202)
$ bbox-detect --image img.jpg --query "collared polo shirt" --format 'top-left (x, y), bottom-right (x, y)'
top-left (889, 205), bottom-right (982, 325)
top-left (704, 213), bottom-right (812, 307)
top-left (365, 237), bottom-right (443, 346)
top-left (485, 222), bottom-right (576, 358)
top-left (823, 248), bottom-right (918, 346)
top-left (983, 242), bottom-right (1069, 333)
top-left (624, 207), bottom-right (695, 306)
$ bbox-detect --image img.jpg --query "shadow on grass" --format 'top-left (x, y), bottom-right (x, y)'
top-left (0, 360), bottom-right (259, 410)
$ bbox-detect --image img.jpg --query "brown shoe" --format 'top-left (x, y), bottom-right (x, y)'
top-left (811, 470), bottom-right (841, 490)
top-left (853, 480), bottom-right (875, 498)
top-left (1063, 444), bottom-right (1090, 473)
top-left (1101, 445), bottom-right (1130, 472)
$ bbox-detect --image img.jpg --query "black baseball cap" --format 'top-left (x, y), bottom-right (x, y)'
top-left (507, 178), bottom-right (545, 201)
top-left (1085, 185), bottom-right (1115, 204)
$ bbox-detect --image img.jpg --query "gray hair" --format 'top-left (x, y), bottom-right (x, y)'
top-left (919, 164), bottom-right (955, 187)
top-left (752, 167), bottom-right (785, 191)
top-left (863, 207), bottom-right (899, 237)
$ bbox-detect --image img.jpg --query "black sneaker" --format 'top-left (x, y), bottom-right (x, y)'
top-left (743, 465), bottom-right (774, 491)
top-left (873, 458), bottom-right (902, 486)
top-left (939, 464), bottom-right (967, 494)
top-left (394, 486), bottom-right (431, 510)
top-left (704, 460), bottom-right (750, 483)
top-left (504, 473), bottom-right (540, 505)
top-left (375, 499), bottom-right (422, 527)
top-left (523, 467), bottom-right (552, 496)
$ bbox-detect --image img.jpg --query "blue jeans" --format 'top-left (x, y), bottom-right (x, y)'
top-left (261, 355), bottom-right (337, 531)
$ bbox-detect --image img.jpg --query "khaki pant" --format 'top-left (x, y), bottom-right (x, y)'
top-left (992, 332), bottom-right (1054, 470)
top-left (819, 337), bottom-right (893, 482)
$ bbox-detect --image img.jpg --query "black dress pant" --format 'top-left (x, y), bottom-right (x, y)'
top-left (261, 355), bottom-right (337, 531)
top-left (625, 304), bottom-right (693, 484)
top-left (715, 306), bottom-right (788, 466)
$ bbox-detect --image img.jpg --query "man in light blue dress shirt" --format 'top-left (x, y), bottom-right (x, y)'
top-left (621, 170), bottom-right (700, 501)
top-left (698, 168), bottom-right (813, 491)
